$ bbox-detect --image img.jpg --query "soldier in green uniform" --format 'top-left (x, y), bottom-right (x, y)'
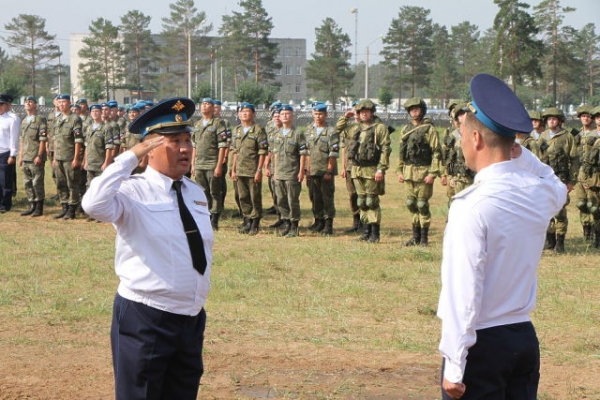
top-left (538, 107), bottom-right (578, 253)
top-left (213, 100), bottom-right (232, 212)
top-left (441, 102), bottom-right (474, 207)
top-left (46, 95), bottom-right (61, 200)
top-left (337, 101), bottom-right (362, 233)
top-left (191, 98), bottom-right (228, 230)
top-left (269, 105), bottom-right (308, 237)
top-left (397, 98), bottom-right (442, 246)
top-left (529, 110), bottom-right (544, 140)
top-left (305, 102), bottom-right (339, 235)
top-left (52, 94), bottom-right (84, 220)
top-left (230, 102), bottom-right (268, 235)
top-left (572, 104), bottom-right (598, 241)
top-left (580, 107), bottom-right (600, 248)
top-left (264, 103), bottom-right (283, 226)
top-left (17, 96), bottom-right (47, 217)
top-left (344, 99), bottom-right (391, 243)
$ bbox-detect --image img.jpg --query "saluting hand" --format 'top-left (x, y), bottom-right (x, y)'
top-left (131, 136), bottom-right (165, 160)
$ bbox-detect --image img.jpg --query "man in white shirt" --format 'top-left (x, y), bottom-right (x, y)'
top-left (82, 97), bottom-right (213, 400)
top-left (437, 74), bottom-right (567, 399)
top-left (0, 93), bottom-right (20, 212)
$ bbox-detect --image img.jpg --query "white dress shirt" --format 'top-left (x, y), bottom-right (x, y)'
top-left (437, 147), bottom-right (567, 383)
top-left (82, 151), bottom-right (212, 316)
top-left (0, 111), bottom-right (20, 156)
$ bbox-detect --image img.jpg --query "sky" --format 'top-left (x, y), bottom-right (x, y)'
top-left (0, 0), bottom-right (597, 65)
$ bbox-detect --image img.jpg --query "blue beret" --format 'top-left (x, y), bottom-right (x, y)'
top-left (213, 100), bottom-right (222, 106)
top-left (24, 96), bottom-right (37, 103)
top-left (281, 105), bottom-right (294, 112)
top-left (313, 103), bottom-right (327, 112)
top-left (469, 74), bottom-right (532, 137)
top-left (76, 98), bottom-right (87, 105)
top-left (70, 104), bottom-right (81, 109)
top-left (101, 102), bottom-right (109, 108)
top-left (270, 101), bottom-right (282, 110)
top-left (89, 104), bottom-right (102, 111)
top-left (107, 100), bottom-right (118, 108)
top-left (144, 100), bottom-right (154, 107)
top-left (239, 102), bottom-right (255, 112)
top-left (129, 97), bottom-right (195, 138)
top-left (200, 97), bottom-right (214, 104)
top-left (56, 94), bottom-right (70, 101)
top-left (118, 106), bottom-right (125, 111)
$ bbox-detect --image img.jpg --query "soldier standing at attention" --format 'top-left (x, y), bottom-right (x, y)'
top-left (397, 98), bottom-right (442, 247)
top-left (264, 106), bottom-right (284, 228)
top-left (345, 100), bottom-right (391, 243)
top-left (213, 100), bottom-right (232, 210)
top-left (529, 111), bottom-right (544, 140)
top-left (46, 95), bottom-right (61, 201)
top-left (191, 98), bottom-right (228, 230)
top-left (441, 102), bottom-right (474, 207)
top-left (305, 102), bottom-right (339, 235)
top-left (52, 94), bottom-right (84, 220)
top-left (269, 105), bottom-right (308, 237)
top-left (17, 96), bottom-right (47, 217)
top-left (337, 101), bottom-right (362, 233)
top-left (230, 102), bottom-right (268, 235)
top-left (580, 106), bottom-right (600, 248)
top-left (538, 108), bottom-right (578, 253)
top-left (83, 104), bottom-right (115, 191)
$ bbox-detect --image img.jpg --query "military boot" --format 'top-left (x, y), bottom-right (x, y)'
top-left (285, 220), bottom-right (300, 237)
top-left (211, 213), bottom-right (220, 231)
top-left (554, 234), bottom-right (565, 253)
top-left (20, 202), bottom-right (36, 216)
top-left (54, 203), bottom-right (69, 219)
top-left (405, 224), bottom-right (421, 246)
top-left (307, 218), bottom-right (319, 231)
top-left (248, 218), bottom-right (260, 236)
top-left (269, 216), bottom-right (284, 228)
top-left (32, 201), bottom-right (44, 217)
top-left (278, 219), bottom-right (291, 236)
top-left (358, 223), bottom-right (372, 241)
top-left (420, 227), bottom-right (429, 247)
top-left (322, 218), bottom-right (333, 236)
top-left (345, 214), bottom-right (360, 233)
top-left (309, 218), bottom-right (325, 232)
top-left (543, 232), bottom-right (556, 250)
top-left (239, 217), bottom-right (252, 234)
top-left (368, 224), bottom-right (380, 243)
top-left (63, 204), bottom-right (77, 220)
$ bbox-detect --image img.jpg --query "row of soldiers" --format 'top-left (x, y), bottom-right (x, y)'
top-left (10, 91), bottom-right (600, 251)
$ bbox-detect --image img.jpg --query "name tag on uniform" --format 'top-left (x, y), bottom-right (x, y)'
top-left (194, 200), bottom-right (208, 207)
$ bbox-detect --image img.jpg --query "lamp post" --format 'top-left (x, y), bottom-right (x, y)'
top-left (350, 8), bottom-right (358, 68)
top-left (365, 35), bottom-right (382, 99)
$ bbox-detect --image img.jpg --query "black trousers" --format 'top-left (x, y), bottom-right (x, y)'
top-left (442, 321), bottom-right (540, 400)
top-left (111, 294), bottom-right (206, 400)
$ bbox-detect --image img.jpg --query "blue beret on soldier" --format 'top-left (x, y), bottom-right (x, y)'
top-left (57, 94), bottom-right (70, 101)
top-left (468, 74), bottom-right (532, 137)
top-left (280, 105), bottom-right (294, 112)
top-left (313, 102), bottom-right (327, 112)
top-left (128, 97), bottom-right (195, 138)
top-left (270, 101), bottom-right (282, 111)
top-left (239, 102), bottom-right (255, 112)
top-left (24, 96), bottom-right (37, 103)
top-left (70, 104), bottom-right (81, 110)
top-left (213, 100), bottom-right (222, 106)
top-left (89, 104), bottom-right (102, 111)
top-left (107, 100), bottom-right (118, 108)
top-left (76, 98), bottom-right (88, 105)
top-left (200, 97), bottom-right (214, 104)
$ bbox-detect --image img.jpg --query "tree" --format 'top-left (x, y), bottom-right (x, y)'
top-left (450, 22), bottom-right (480, 86)
top-left (0, 47), bottom-right (27, 99)
top-left (3, 14), bottom-right (61, 97)
top-left (305, 18), bottom-right (354, 108)
top-left (381, 6), bottom-right (434, 99)
top-left (235, 81), bottom-right (277, 106)
top-left (492, 0), bottom-right (543, 93)
top-left (78, 18), bottom-right (126, 100)
top-left (377, 87), bottom-right (393, 111)
top-left (572, 23), bottom-right (600, 102)
top-left (120, 10), bottom-right (159, 99)
top-left (219, 0), bottom-right (281, 87)
top-left (428, 24), bottom-right (458, 108)
top-left (161, 0), bottom-right (212, 97)
top-left (534, 0), bottom-right (576, 105)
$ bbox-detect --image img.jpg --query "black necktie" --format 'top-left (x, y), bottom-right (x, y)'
top-left (172, 180), bottom-right (207, 275)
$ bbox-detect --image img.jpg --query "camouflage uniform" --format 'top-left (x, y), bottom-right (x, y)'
top-left (441, 128), bottom-right (474, 204)
top-left (579, 129), bottom-right (600, 247)
top-left (398, 98), bottom-right (442, 246)
top-left (53, 113), bottom-right (84, 217)
top-left (538, 108), bottom-right (578, 252)
top-left (84, 121), bottom-right (115, 183)
top-left (231, 121), bottom-right (269, 233)
top-left (19, 112), bottom-right (47, 216)
top-left (192, 116), bottom-right (228, 223)
top-left (337, 113), bottom-right (361, 232)
top-left (305, 121), bottom-right (339, 234)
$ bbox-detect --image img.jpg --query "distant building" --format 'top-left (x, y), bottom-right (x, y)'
top-left (69, 33), bottom-right (306, 105)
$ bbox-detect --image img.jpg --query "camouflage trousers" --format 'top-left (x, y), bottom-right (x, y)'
top-left (274, 179), bottom-right (302, 221)
top-left (547, 194), bottom-right (570, 235)
top-left (86, 170), bottom-right (102, 190)
top-left (236, 176), bottom-right (262, 219)
top-left (405, 180), bottom-right (434, 228)
top-left (344, 171), bottom-right (359, 215)
top-left (308, 175), bottom-right (336, 219)
top-left (54, 160), bottom-right (82, 205)
top-left (573, 182), bottom-right (595, 226)
top-left (353, 176), bottom-right (384, 224)
top-left (195, 168), bottom-right (226, 215)
top-left (21, 161), bottom-right (45, 202)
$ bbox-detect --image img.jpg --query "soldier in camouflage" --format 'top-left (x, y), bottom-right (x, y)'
top-left (305, 102), bottom-right (340, 235)
top-left (397, 98), bottom-right (442, 246)
top-left (538, 107), bottom-right (578, 253)
top-left (265, 103), bottom-right (283, 227)
top-left (337, 101), bottom-right (362, 233)
top-left (17, 96), bottom-right (47, 217)
top-left (52, 94), bottom-right (84, 220)
top-left (343, 99), bottom-right (391, 243)
top-left (191, 98), bottom-right (228, 230)
top-left (529, 110), bottom-right (544, 140)
top-left (579, 107), bottom-right (600, 248)
top-left (231, 102), bottom-right (268, 235)
top-left (573, 105), bottom-right (600, 242)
